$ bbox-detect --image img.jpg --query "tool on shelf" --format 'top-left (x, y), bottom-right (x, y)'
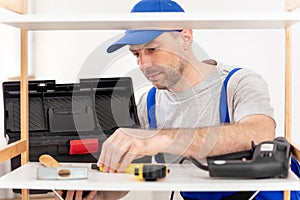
top-left (91, 163), bottom-right (169, 181)
top-left (190, 137), bottom-right (292, 179)
top-left (37, 154), bottom-right (88, 180)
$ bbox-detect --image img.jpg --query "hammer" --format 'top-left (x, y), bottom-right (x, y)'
top-left (37, 154), bottom-right (88, 180)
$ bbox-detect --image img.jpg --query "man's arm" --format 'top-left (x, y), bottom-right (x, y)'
top-left (98, 114), bottom-right (275, 172)
top-left (163, 114), bottom-right (275, 158)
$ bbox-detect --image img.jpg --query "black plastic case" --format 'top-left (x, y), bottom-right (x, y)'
top-left (3, 77), bottom-right (146, 193)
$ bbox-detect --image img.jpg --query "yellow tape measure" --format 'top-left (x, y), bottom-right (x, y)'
top-left (91, 163), bottom-right (169, 181)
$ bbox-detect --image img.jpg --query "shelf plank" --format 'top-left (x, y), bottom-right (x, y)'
top-left (0, 163), bottom-right (299, 191)
top-left (0, 140), bottom-right (27, 163)
top-left (0, 12), bottom-right (300, 30)
top-left (291, 141), bottom-right (300, 162)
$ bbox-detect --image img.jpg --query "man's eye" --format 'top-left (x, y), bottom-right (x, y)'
top-left (132, 52), bottom-right (139, 57)
top-left (146, 48), bottom-right (156, 54)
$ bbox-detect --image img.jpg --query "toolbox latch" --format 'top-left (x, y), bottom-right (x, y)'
top-left (69, 138), bottom-right (99, 155)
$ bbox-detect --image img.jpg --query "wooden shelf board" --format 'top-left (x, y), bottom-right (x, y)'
top-left (0, 140), bottom-right (27, 163)
top-left (0, 163), bottom-right (299, 191)
top-left (0, 12), bottom-right (300, 30)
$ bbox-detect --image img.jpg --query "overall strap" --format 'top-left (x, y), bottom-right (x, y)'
top-left (147, 87), bottom-right (157, 128)
top-left (183, 67), bottom-right (300, 199)
top-left (219, 68), bottom-right (242, 123)
top-left (218, 67), bottom-right (300, 199)
top-left (146, 86), bottom-right (165, 163)
top-left (219, 67), bottom-right (259, 199)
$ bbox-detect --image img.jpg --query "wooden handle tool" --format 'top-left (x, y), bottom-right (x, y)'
top-left (39, 154), bottom-right (61, 167)
top-left (37, 154), bottom-right (88, 180)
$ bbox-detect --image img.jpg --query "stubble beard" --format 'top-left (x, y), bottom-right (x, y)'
top-left (150, 59), bottom-right (186, 90)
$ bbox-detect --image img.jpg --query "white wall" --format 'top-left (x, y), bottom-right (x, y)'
top-left (28, 1), bottom-right (300, 198)
top-left (0, 0), bottom-right (299, 199)
top-left (0, 10), bottom-right (21, 199)
top-left (29, 0), bottom-right (300, 145)
top-left (292, 23), bottom-right (300, 145)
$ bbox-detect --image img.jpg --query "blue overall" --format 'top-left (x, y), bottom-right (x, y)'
top-left (146, 68), bottom-right (300, 200)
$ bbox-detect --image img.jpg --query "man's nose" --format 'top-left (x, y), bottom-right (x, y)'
top-left (139, 53), bottom-right (152, 70)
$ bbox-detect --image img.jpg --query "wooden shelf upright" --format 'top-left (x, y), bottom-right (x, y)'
top-left (0, 0), bottom-right (29, 199)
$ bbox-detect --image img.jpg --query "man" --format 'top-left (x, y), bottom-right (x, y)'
top-left (99, 0), bottom-right (276, 199)
top-left (99, 0), bottom-right (275, 175)
top-left (58, 0), bottom-right (275, 199)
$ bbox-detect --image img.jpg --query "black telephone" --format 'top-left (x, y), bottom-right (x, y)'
top-left (191, 137), bottom-right (291, 178)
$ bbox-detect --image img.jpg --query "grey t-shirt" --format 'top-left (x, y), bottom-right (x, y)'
top-left (137, 62), bottom-right (274, 129)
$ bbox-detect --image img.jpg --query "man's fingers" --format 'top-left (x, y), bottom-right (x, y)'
top-left (99, 136), bottom-right (118, 172)
top-left (65, 190), bottom-right (75, 200)
top-left (54, 190), bottom-right (97, 200)
top-left (74, 190), bottom-right (83, 200)
top-left (108, 141), bottom-right (131, 173)
top-left (100, 135), bottom-right (127, 172)
top-left (117, 152), bottom-right (135, 172)
top-left (83, 191), bottom-right (97, 200)
top-left (101, 141), bottom-right (114, 172)
top-left (54, 190), bottom-right (64, 200)
top-left (98, 128), bottom-right (148, 173)
top-left (98, 139), bottom-right (108, 167)
top-left (105, 141), bottom-right (118, 173)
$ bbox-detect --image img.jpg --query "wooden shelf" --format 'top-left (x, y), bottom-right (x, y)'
top-left (0, 12), bottom-right (300, 30)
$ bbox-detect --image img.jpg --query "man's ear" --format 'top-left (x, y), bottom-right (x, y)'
top-left (180, 29), bottom-right (193, 50)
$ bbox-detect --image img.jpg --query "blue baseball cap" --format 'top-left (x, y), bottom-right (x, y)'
top-left (106, 0), bottom-right (185, 53)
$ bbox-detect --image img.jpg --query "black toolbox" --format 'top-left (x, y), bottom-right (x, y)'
top-left (3, 77), bottom-right (148, 193)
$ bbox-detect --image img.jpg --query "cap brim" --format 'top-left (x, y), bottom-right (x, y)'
top-left (106, 30), bottom-right (164, 53)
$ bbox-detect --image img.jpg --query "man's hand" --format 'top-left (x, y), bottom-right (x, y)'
top-left (98, 128), bottom-right (153, 173)
top-left (98, 115), bottom-right (275, 173)
top-left (98, 128), bottom-right (171, 172)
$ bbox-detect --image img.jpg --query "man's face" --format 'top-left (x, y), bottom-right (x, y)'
top-left (129, 32), bottom-right (186, 90)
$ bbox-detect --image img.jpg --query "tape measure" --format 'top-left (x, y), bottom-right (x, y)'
top-left (91, 163), bottom-right (169, 181)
